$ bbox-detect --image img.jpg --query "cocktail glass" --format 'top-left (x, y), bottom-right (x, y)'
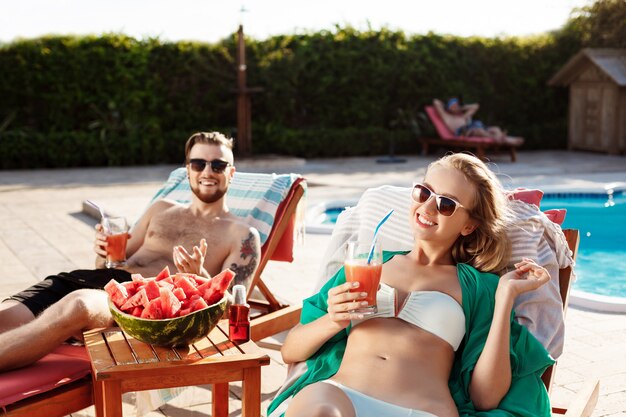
top-left (102, 216), bottom-right (129, 268)
top-left (344, 241), bottom-right (382, 315)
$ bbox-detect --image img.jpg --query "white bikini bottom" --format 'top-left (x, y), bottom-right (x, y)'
top-left (320, 379), bottom-right (438, 417)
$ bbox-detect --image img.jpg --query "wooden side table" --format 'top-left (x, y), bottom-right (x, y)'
top-left (84, 320), bottom-right (270, 417)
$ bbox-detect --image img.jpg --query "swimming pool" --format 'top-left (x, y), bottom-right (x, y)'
top-left (541, 190), bottom-right (626, 308)
top-left (307, 189), bottom-right (626, 311)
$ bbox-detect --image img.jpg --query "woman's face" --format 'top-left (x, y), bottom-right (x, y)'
top-left (410, 164), bottom-right (478, 245)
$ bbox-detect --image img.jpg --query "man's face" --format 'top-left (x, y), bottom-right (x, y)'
top-left (448, 102), bottom-right (461, 114)
top-left (186, 143), bottom-right (235, 204)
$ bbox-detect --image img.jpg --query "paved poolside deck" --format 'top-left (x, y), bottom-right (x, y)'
top-left (1, 150), bottom-right (625, 416)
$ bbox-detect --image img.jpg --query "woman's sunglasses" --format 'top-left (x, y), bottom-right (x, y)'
top-left (188, 158), bottom-right (230, 174)
top-left (411, 183), bottom-right (466, 217)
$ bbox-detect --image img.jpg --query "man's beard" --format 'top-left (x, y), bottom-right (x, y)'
top-left (191, 183), bottom-right (228, 204)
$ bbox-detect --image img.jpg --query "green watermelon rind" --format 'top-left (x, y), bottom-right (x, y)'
top-left (108, 296), bottom-right (227, 347)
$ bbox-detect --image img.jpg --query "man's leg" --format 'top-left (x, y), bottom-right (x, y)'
top-left (0, 300), bottom-right (36, 334)
top-left (0, 289), bottom-right (113, 371)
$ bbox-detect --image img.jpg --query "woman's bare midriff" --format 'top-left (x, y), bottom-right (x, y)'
top-left (333, 318), bottom-right (459, 417)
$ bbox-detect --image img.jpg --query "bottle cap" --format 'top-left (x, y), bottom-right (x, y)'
top-left (232, 284), bottom-right (247, 305)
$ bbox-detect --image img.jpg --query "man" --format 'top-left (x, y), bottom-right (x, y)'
top-left (433, 98), bottom-right (523, 145)
top-left (0, 131), bottom-right (261, 371)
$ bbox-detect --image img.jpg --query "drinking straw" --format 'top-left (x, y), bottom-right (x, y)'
top-left (367, 209), bottom-right (394, 264)
top-left (85, 200), bottom-right (106, 220)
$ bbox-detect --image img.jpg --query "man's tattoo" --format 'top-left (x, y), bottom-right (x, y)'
top-left (230, 232), bottom-right (258, 287)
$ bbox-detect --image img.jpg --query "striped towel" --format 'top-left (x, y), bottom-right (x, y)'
top-left (150, 168), bottom-right (301, 245)
top-left (315, 185), bottom-right (573, 359)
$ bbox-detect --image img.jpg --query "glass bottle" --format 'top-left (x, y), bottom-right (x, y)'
top-left (229, 285), bottom-right (250, 343)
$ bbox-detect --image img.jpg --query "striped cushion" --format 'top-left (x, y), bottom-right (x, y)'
top-left (315, 185), bottom-right (574, 358)
top-left (150, 168), bottom-right (301, 245)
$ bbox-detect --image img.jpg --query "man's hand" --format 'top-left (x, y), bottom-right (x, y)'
top-left (173, 238), bottom-right (208, 276)
top-left (94, 223), bottom-right (132, 269)
top-left (94, 223), bottom-right (108, 268)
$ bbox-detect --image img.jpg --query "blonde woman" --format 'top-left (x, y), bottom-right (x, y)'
top-left (269, 153), bottom-right (553, 417)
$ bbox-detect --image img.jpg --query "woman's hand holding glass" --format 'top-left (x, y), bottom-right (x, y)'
top-left (326, 281), bottom-right (370, 329)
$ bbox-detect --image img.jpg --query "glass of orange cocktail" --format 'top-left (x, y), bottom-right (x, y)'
top-left (344, 241), bottom-right (383, 315)
top-left (102, 216), bottom-right (129, 268)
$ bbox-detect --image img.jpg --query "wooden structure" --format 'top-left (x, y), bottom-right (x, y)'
top-left (544, 229), bottom-right (599, 417)
top-left (84, 321), bottom-right (269, 417)
top-left (549, 48), bottom-right (626, 155)
top-left (249, 177), bottom-right (306, 342)
top-left (235, 25), bottom-right (262, 156)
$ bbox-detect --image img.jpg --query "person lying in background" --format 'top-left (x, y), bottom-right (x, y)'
top-left (434, 98), bottom-right (524, 146)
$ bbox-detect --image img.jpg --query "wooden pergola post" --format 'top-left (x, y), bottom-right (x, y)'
top-left (236, 24), bottom-right (252, 156)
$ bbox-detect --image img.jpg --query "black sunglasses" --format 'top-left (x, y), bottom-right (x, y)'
top-left (188, 158), bottom-right (230, 174)
top-left (411, 183), bottom-right (466, 217)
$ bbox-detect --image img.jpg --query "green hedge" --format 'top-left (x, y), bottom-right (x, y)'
top-left (0, 29), bottom-right (583, 168)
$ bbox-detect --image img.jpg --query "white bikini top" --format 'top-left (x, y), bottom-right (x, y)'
top-left (351, 282), bottom-right (466, 351)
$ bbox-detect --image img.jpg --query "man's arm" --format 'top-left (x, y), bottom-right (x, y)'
top-left (223, 226), bottom-right (261, 291)
top-left (93, 199), bottom-right (172, 268)
top-left (461, 103), bottom-right (479, 119)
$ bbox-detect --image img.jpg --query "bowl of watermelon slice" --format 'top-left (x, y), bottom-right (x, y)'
top-left (104, 266), bottom-right (235, 347)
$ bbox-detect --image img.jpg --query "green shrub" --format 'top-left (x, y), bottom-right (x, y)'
top-left (0, 23), bottom-right (594, 168)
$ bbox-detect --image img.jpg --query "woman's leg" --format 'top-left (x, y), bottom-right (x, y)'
top-left (285, 381), bottom-right (356, 417)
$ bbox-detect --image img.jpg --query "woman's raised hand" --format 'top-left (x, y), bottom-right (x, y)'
top-left (497, 258), bottom-right (551, 301)
top-left (326, 281), bottom-right (369, 329)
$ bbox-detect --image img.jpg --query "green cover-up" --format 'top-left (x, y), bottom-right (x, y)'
top-left (268, 251), bottom-right (555, 417)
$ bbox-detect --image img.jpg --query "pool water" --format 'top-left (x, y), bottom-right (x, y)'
top-left (541, 192), bottom-right (626, 298)
top-left (319, 207), bottom-right (346, 225)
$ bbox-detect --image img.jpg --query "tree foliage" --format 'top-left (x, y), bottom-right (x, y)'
top-left (562, 0), bottom-right (626, 48)
top-left (1, 0), bottom-right (622, 168)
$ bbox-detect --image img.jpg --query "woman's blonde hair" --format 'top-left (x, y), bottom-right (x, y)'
top-left (427, 153), bottom-right (511, 272)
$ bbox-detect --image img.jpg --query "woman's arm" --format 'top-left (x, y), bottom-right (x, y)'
top-left (281, 281), bottom-right (368, 364)
top-left (469, 259), bottom-right (550, 410)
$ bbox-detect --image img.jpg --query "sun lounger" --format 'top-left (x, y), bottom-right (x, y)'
top-left (422, 105), bottom-right (523, 162)
top-left (270, 185), bottom-right (598, 417)
top-left (0, 169), bottom-right (306, 417)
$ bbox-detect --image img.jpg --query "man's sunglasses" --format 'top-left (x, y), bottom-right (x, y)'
top-left (411, 183), bottom-right (466, 217)
top-left (188, 158), bottom-right (230, 174)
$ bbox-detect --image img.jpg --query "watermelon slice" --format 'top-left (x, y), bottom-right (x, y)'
top-left (120, 288), bottom-right (149, 311)
top-left (172, 287), bottom-right (187, 301)
top-left (203, 269), bottom-right (236, 305)
top-left (189, 297), bottom-right (209, 312)
top-left (121, 281), bottom-right (138, 296)
top-left (175, 276), bottom-right (201, 298)
top-left (144, 298), bottom-right (164, 319)
top-left (159, 287), bottom-right (181, 318)
top-left (144, 280), bottom-right (161, 300)
top-left (104, 279), bottom-right (129, 309)
top-left (192, 275), bottom-right (210, 286)
top-left (155, 265), bottom-right (171, 281)
top-left (131, 273), bottom-right (146, 282)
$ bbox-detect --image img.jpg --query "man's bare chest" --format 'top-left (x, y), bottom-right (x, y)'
top-left (144, 210), bottom-right (232, 251)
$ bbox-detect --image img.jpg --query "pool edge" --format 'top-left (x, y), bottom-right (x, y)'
top-left (570, 290), bottom-right (626, 314)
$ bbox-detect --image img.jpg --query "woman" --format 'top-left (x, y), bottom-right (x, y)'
top-left (269, 153), bottom-right (554, 417)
